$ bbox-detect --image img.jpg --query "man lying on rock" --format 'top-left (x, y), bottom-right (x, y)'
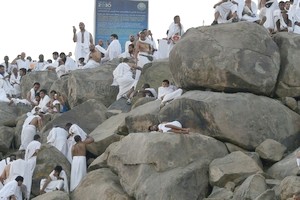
top-left (148, 120), bottom-right (189, 134)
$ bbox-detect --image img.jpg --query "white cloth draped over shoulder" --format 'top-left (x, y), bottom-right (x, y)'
top-left (56, 64), bottom-right (67, 78)
top-left (75, 31), bottom-right (91, 62)
top-left (263, 0), bottom-right (279, 30)
top-left (25, 140), bottom-right (41, 198)
top-left (7, 159), bottom-right (30, 199)
top-left (70, 156), bottom-right (86, 191)
top-left (0, 72), bottom-right (14, 97)
top-left (214, 1), bottom-right (238, 23)
top-left (25, 140), bottom-right (41, 170)
top-left (40, 170), bottom-right (69, 193)
top-left (105, 40), bottom-right (122, 61)
top-left (158, 121), bottom-right (182, 133)
top-left (293, 0), bottom-right (300, 34)
top-left (0, 88), bottom-right (10, 103)
top-left (157, 86), bottom-right (176, 100)
top-left (47, 127), bottom-right (68, 158)
top-left (241, 1), bottom-right (260, 22)
top-left (31, 94), bottom-right (51, 114)
top-left (9, 72), bottom-right (21, 96)
top-left (19, 115), bottom-right (40, 150)
top-left (235, 0), bottom-right (245, 19)
top-left (0, 180), bottom-right (22, 200)
top-left (112, 62), bottom-right (136, 100)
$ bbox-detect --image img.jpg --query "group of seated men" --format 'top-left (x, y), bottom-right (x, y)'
top-left (211, 0), bottom-right (300, 34)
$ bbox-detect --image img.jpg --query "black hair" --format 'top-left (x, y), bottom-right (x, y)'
top-left (33, 82), bottom-right (40, 86)
top-left (15, 176), bottom-right (24, 182)
top-left (111, 34), bottom-right (118, 39)
top-left (142, 83), bottom-right (150, 89)
top-left (19, 68), bottom-right (27, 75)
top-left (162, 79), bottom-right (170, 85)
top-left (74, 135), bottom-right (81, 142)
top-left (53, 52), bottom-right (59, 56)
top-left (40, 89), bottom-right (47, 94)
top-left (65, 123), bottom-right (72, 130)
top-left (34, 134), bottom-right (41, 140)
top-left (54, 165), bottom-right (63, 173)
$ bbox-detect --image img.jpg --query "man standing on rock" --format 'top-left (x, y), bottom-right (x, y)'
top-left (73, 22), bottom-right (93, 63)
top-left (70, 135), bottom-right (94, 191)
top-left (134, 30), bottom-right (153, 82)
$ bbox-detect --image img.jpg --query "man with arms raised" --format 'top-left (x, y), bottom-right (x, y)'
top-left (73, 22), bottom-right (93, 63)
top-left (70, 135), bottom-right (94, 191)
top-left (12, 52), bottom-right (29, 71)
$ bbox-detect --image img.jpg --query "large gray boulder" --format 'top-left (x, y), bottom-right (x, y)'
top-left (99, 132), bottom-right (228, 199)
top-left (71, 168), bottom-right (132, 200)
top-left (67, 64), bottom-right (118, 108)
top-left (0, 126), bottom-right (15, 153)
top-left (159, 91), bottom-right (300, 151)
top-left (209, 151), bottom-right (263, 187)
top-left (88, 113), bottom-right (128, 156)
top-left (0, 102), bottom-right (18, 126)
top-left (169, 22), bottom-right (280, 96)
top-left (273, 32), bottom-right (300, 97)
top-left (136, 59), bottom-right (174, 90)
top-left (42, 99), bottom-right (107, 134)
top-left (20, 71), bottom-right (58, 98)
top-left (125, 100), bottom-right (161, 133)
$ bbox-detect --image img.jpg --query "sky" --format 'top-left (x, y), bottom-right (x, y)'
top-left (0, 0), bottom-right (214, 62)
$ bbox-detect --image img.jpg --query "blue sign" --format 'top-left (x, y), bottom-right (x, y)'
top-left (95, 0), bottom-right (149, 52)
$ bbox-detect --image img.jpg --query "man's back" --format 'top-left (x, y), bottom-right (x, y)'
top-left (72, 142), bottom-right (86, 157)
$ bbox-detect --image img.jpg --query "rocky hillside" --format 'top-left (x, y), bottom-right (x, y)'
top-left (1, 22), bottom-right (300, 200)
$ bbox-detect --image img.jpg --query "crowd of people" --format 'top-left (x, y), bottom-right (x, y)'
top-left (211, 0), bottom-right (300, 34)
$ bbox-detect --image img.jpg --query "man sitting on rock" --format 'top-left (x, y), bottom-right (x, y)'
top-left (211, 0), bottom-right (239, 25)
top-left (273, 1), bottom-right (292, 32)
top-left (40, 165), bottom-right (69, 194)
top-left (157, 79), bottom-right (183, 109)
top-left (81, 44), bottom-right (101, 69)
top-left (148, 120), bottom-right (190, 134)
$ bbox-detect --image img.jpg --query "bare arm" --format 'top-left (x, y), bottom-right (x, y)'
top-left (73, 26), bottom-right (77, 42)
top-left (89, 33), bottom-right (93, 44)
top-left (134, 41), bottom-right (140, 60)
top-left (83, 135), bottom-right (94, 144)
